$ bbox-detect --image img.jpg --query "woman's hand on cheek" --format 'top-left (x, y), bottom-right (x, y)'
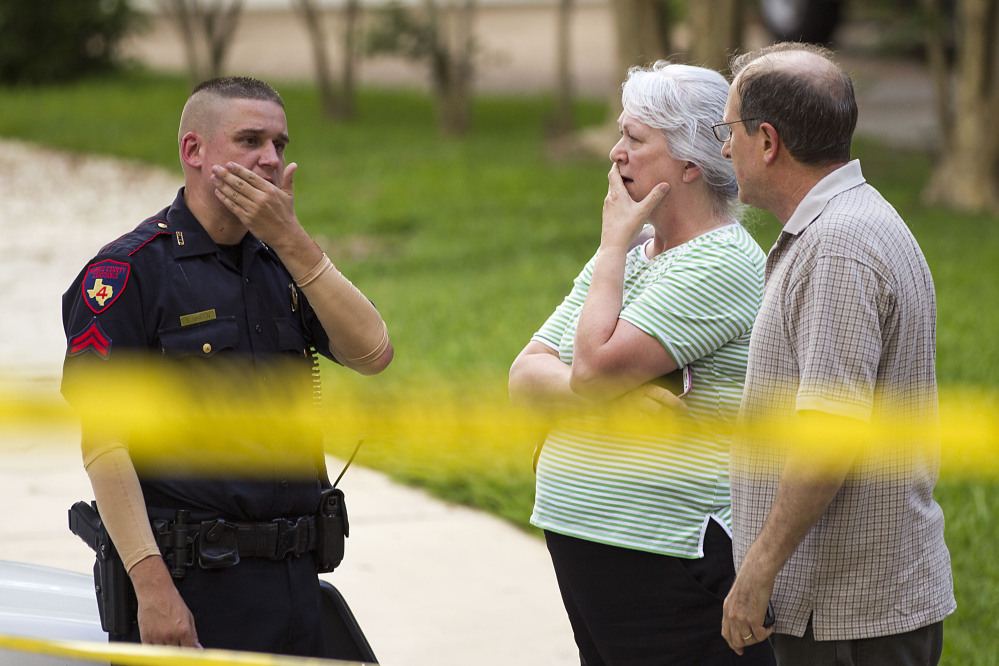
top-left (601, 164), bottom-right (669, 251)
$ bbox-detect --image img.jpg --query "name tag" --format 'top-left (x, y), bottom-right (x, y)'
top-left (179, 309), bottom-right (217, 327)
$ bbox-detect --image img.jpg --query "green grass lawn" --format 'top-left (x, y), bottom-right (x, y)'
top-left (3, 70), bottom-right (996, 664)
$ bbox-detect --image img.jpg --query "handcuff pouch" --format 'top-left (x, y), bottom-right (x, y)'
top-left (197, 518), bottom-right (240, 569)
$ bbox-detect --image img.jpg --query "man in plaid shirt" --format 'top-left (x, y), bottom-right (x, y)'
top-left (714, 42), bottom-right (956, 664)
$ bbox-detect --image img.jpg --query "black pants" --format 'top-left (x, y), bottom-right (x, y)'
top-left (545, 521), bottom-right (775, 666)
top-left (112, 555), bottom-right (324, 657)
top-left (772, 617), bottom-right (944, 666)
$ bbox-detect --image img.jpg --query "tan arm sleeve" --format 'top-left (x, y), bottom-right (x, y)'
top-left (84, 443), bottom-right (162, 573)
top-left (294, 254), bottom-right (390, 368)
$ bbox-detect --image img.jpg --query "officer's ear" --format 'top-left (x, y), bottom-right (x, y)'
top-left (180, 132), bottom-right (204, 170)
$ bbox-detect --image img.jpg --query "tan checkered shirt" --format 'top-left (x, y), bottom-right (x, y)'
top-left (731, 160), bottom-right (956, 640)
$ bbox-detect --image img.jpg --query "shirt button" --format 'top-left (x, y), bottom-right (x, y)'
top-left (279, 481), bottom-right (289, 488)
top-left (255, 324), bottom-right (263, 333)
top-left (202, 343), bottom-right (212, 354)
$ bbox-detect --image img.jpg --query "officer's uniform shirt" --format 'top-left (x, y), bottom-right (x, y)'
top-left (62, 189), bottom-right (334, 522)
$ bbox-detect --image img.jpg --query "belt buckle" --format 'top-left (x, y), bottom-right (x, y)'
top-left (274, 517), bottom-right (305, 559)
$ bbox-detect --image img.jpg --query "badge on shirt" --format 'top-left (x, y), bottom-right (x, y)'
top-left (82, 260), bottom-right (130, 314)
top-left (68, 318), bottom-right (112, 359)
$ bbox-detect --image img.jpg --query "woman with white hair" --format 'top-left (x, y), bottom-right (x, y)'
top-left (510, 62), bottom-right (774, 664)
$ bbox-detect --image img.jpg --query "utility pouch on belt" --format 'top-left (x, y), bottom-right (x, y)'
top-left (197, 518), bottom-right (240, 569)
top-left (68, 501), bottom-right (136, 635)
top-left (316, 487), bottom-right (349, 573)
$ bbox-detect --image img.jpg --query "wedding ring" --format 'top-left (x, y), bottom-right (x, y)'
top-left (742, 632), bottom-right (754, 641)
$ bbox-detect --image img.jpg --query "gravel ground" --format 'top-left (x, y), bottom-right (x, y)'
top-left (0, 141), bottom-right (182, 382)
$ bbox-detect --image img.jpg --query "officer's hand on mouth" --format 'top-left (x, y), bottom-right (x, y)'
top-left (211, 162), bottom-right (306, 251)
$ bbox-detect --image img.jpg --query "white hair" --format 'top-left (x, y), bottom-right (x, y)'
top-left (621, 61), bottom-right (742, 218)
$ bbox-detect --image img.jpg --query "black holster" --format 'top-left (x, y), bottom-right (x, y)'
top-left (316, 488), bottom-right (349, 573)
top-left (68, 501), bottom-right (136, 635)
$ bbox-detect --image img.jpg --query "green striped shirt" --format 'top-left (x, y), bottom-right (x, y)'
top-left (531, 224), bottom-right (765, 557)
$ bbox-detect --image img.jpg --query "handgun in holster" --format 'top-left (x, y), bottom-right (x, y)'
top-left (315, 487), bottom-right (349, 573)
top-left (68, 501), bottom-right (137, 635)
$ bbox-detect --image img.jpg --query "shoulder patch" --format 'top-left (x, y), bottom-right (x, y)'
top-left (82, 260), bottom-right (130, 314)
top-left (68, 318), bottom-right (112, 359)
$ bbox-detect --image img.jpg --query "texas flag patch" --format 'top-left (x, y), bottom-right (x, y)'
top-left (82, 260), bottom-right (130, 314)
top-left (68, 318), bottom-right (112, 359)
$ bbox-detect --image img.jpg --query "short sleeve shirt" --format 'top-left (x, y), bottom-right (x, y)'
top-left (61, 189), bottom-right (334, 522)
top-left (531, 224), bottom-right (765, 558)
top-left (731, 161), bottom-right (956, 640)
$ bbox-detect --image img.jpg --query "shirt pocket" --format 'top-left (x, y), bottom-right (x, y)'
top-left (274, 317), bottom-right (307, 355)
top-left (158, 317), bottom-right (239, 359)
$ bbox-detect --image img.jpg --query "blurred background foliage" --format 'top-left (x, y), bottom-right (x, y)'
top-left (0, 0), bottom-right (139, 84)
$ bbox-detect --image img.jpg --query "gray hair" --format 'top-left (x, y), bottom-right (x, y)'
top-left (621, 61), bottom-right (742, 218)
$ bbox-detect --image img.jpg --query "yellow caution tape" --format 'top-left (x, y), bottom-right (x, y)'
top-left (0, 632), bottom-right (371, 665)
top-left (1, 367), bottom-right (996, 477)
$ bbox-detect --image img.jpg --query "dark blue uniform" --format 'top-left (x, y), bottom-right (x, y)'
top-left (62, 189), bottom-right (335, 655)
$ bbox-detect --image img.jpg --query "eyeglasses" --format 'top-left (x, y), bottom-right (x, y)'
top-left (711, 119), bottom-right (758, 142)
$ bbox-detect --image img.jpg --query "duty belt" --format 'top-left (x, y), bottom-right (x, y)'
top-left (152, 510), bottom-right (318, 577)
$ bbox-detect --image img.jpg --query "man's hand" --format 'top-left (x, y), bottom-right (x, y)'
top-left (211, 161), bottom-right (302, 251)
top-left (721, 563), bottom-right (775, 655)
top-left (720, 411), bottom-right (861, 653)
top-left (129, 556), bottom-right (201, 648)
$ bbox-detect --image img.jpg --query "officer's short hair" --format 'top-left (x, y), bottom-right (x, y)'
top-left (179, 76), bottom-right (285, 142)
top-left (190, 76), bottom-right (284, 108)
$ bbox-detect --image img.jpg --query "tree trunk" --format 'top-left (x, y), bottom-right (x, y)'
top-left (687, 0), bottom-right (743, 73)
top-left (920, 0), bottom-right (954, 137)
top-left (429, 0), bottom-right (475, 135)
top-left (204, 0), bottom-right (243, 79)
top-left (159, 0), bottom-right (208, 84)
top-left (923, 0), bottom-right (999, 212)
top-left (340, 0), bottom-right (360, 118)
top-left (158, 0), bottom-right (243, 84)
top-left (548, 0), bottom-right (575, 138)
top-left (603, 1), bottom-right (671, 128)
top-left (292, 0), bottom-right (357, 120)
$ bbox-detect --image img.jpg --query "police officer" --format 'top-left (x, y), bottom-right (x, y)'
top-left (61, 77), bottom-right (393, 655)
